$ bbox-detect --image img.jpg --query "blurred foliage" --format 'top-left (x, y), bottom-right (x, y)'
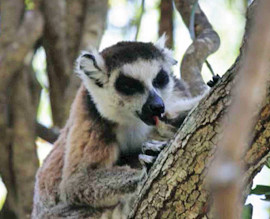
top-left (25, 0), bottom-right (34, 10)
top-left (0, 177), bottom-right (6, 211)
top-left (251, 185), bottom-right (270, 196)
top-left (243, 204), bottom-right (253, 219)
top-left (247, 164), bottom-right (270, 203)
top-left (250, 184), bottom-right (270, 202)
top-left (0, 197), bottom-right (4, 210)
top-left (0, 197), bottom-right (4, 211)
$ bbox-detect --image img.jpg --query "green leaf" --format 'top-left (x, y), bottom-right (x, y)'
top-left (242, 204), bottom-right (253, 219)
top-left (260, 194), bottom-right (270, 202)
top-left (250, 185), bottom-right (270, 195)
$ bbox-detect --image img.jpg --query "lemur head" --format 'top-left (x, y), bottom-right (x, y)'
top-left (76, 36), bottom-right (178, 126)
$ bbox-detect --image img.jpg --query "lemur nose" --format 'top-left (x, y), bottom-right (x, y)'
top-left (144, 90), bottom-right (165, 116)
top-left (150, 102), bottom-right (165, 115)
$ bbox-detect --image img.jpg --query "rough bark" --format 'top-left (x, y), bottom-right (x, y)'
top-left (130, 58), bottom-right (270, 219)
top-left (174, 0), bottom-right (220, 96)
top-left (129, 1), bottom-right (268, 218)
top-left (159, 0), bottom-right (173, 48)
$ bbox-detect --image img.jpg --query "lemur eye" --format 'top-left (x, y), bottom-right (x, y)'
top-left (115, 74), bottom-right (144, 96)
top-left (153, 69), bottom-right (169, 89)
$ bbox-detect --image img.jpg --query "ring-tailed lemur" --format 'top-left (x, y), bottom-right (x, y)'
top-left (32, 36), bottom-right (211, 219)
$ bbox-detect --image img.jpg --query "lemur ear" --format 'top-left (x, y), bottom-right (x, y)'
top-left (155, 34), bottom-right (177, 66)
top-left (155, 33), bottom-right (167, 49)
top-left (77, 50), bottom-right (108, 87)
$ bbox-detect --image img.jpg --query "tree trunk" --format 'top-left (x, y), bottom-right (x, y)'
top-left (129, 1), bottom-right (269, 218)
top-left (0, 2), bottom-right (43, 218)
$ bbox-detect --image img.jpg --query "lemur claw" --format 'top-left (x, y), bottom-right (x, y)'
top-left (207, 74), bottom-right (221, 87)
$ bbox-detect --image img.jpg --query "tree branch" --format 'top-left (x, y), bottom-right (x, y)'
top-left (174, 0), bottom-right (220, 96)
top-left (129, 1), bottom-right (269, 218)
top-left (0, 10), bottom-right (44, 92)
top-left (159, 0), bottom-right (173, 48)
top-left (36, 122), bottom-right (60, 144)
top-left (135, 0), bottom-right (145, 41)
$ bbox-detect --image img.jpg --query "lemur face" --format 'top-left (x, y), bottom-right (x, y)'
top-left (77, 36), bottom-right (177, 126)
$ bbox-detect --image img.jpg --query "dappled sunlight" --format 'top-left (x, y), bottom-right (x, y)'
top-left (36, 138), bottom-right (53, 166)
top-left (246, 167), bottom-right (270, 219)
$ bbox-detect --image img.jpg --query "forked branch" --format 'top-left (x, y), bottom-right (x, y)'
top-left (174, 0), bottom-right (220, 96)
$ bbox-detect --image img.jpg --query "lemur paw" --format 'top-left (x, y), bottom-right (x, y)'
top-left (207, 74), bottom-right (221, 88)
top-left (139, 140), bottom-right (167, 171)
top-left (142, 140), bottom-right (167, 155)
top-left (139, 154), bottom-right (155, 171)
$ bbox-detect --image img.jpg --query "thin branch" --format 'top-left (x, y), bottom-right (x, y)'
top-left (159, 0), bottom-right (173, 47)
top-left (174, 0), bottom-right (220, 96)
top-left (189, 1), bottom-right (215, 76)
top-left (36, 122), bottom-right (60, 144)
top-left (205, 60), bottom-right (215, 76)
top-left (188, 0), bottom-right (198, 40)
top-left (208, 0), bottom-right (270, 218)
top-left (135, 0), bottom-right (145, 41)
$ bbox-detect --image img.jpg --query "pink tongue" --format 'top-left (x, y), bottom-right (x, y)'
top-left (153, 116), bottom-right (159, 126)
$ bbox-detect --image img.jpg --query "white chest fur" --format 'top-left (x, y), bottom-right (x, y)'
top-left (116, 122), bottom-right (152, 155)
